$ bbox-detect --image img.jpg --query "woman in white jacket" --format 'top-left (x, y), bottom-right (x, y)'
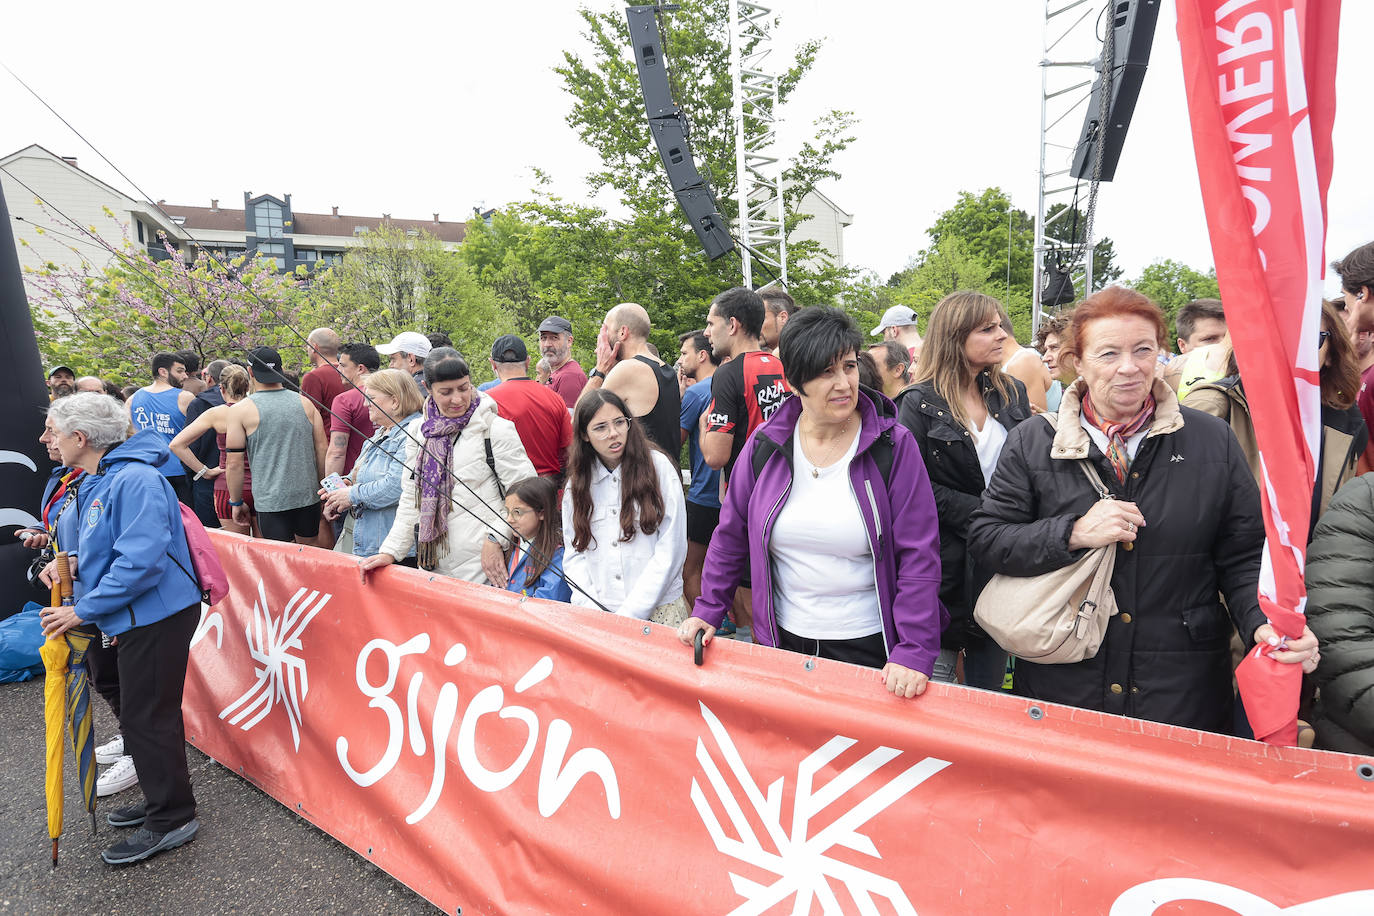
top-left (361, 349), bottom-right (536, 584)
top-left (563, 388), bottom-right (687, 623)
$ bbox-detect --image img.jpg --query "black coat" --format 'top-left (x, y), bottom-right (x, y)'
top-left (967, 380), bottom-right (1267, 734)
top-left (1305, 474), bottom-right (1374, 756)
top-left (897, 371), bottom-right (1030, 649)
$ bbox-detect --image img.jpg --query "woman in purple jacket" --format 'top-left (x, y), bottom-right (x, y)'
top-left (678, 307), bottom-right (947, 698)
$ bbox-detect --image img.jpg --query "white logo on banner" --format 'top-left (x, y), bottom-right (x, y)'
top-left (690, 702), bottom-right (949, 915)
top-left (0, 450), bottom-right (42, 530)
top-left (1110, 878), bottom-right (1374, 915)
top-left (191, 602), bottom-right (223, 650)
top-left (218, 580), bottom-right (330, 751)
top-left (335, 636), bottom-right (621, 826)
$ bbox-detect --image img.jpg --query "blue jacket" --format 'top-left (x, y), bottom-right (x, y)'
top-left (505, 544), bottom-right (573, 603)
top-left (68, 430), bottom-right (203, 636)
top-left (347, 413), bottom-right (421, 558)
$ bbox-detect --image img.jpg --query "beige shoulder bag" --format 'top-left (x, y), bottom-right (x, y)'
top-left (973, 415), bottom-right (1119, 664)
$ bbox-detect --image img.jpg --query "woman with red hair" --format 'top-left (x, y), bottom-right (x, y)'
top-left (968, 287), bottom-right (1317, 734)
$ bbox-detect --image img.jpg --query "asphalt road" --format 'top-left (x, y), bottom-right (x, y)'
top-left (0, 677), bottom-right (435, 915)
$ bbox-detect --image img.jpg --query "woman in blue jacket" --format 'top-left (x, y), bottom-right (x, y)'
top-left (320, 369), bottom-right (424, 563)
top-left (40, 393), bottom-right (202, 867)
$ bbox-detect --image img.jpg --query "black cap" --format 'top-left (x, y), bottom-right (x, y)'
top-left (248, 346), bottom-right (288, 385)
top-left (490, 334), bottom-right (528, 363)
top-left (537, 316), bottom-right (573, 335)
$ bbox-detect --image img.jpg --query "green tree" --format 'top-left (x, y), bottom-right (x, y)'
top-left (306, 225), bottom-right (514, 381)
top-left (1131, 258), bottom-right (1221, 341)
top-left (537, 0), bottom-right (857, 343)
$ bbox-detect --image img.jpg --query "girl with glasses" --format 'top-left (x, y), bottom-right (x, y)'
top-left (501, 476), bottom-right (572, 602)
top-left (563, 389), bottom-right (687, 623)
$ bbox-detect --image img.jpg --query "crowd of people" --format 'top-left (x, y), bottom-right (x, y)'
top-left (26, 239), bottom-right (1374, 866)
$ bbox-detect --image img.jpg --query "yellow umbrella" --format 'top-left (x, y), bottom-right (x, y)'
top-left (40, 552), bottom-right (96, 867)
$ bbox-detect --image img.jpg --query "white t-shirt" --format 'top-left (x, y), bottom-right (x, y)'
top-left (968, 413), bottom-right (1009, 487)
top-left (770, 426), bottom-right (882, 640)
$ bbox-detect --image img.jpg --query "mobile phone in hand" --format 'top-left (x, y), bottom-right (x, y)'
top-left (320, 473), bottom-right (347, 492)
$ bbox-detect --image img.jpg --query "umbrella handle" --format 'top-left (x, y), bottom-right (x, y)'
top-left (54, 552), bottom-right (73, 605)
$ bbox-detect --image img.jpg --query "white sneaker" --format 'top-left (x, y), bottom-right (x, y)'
top-left (97, 755), bottom-right (138, 797)
top-left (95, 734), bottom-right (124, 766)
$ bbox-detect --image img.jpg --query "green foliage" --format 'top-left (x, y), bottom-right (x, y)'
top-left (305, 225), bottom-right (514, 382)
top-left (527, 0), bottom-right (856, 349)
top-left (1044, 203), bottom-right (1124, 292)
top-left (1131, 258), bottom-right (1221, 342)
top-left (883, 189), bottom-right (1124, 344)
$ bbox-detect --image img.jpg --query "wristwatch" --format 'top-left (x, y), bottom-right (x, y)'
top-left (193, 466), bottom-right (209, 481)
top-left (588, 368), bottom-right (606, 380)
top-left (228, 498), bottom-right (245, 507)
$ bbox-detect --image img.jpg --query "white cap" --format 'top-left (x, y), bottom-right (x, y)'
top-left (376, 331), bottom-right (432, 359)
top-left (870, 306), bottom-right (918, 337)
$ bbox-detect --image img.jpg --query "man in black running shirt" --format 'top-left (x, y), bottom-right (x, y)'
top-left (579, 302), bottom-right (681, 454)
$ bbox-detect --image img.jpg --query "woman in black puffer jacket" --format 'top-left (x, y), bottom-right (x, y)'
top-left (898, 291), bottom-right (1030, 690)
top-left (1305, 475), bottom-right (1374, 756)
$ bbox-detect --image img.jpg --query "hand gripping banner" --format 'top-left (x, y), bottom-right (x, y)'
top-left (182, 534), bottom-right (1374, 914)
top-left (1175, 0), bottom-right (1339, 745)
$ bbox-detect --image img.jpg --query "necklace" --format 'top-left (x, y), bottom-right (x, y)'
top-left (804, 417), bottom-right (850, 478)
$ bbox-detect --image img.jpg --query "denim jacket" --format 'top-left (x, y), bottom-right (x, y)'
top-left (348, 413), bottom-right (420, 558)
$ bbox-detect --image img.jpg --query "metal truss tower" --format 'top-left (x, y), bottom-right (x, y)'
top-left (1034, 0), bottom-right (1107, 335)
top-left (729, 0), bottom-right (786, 290)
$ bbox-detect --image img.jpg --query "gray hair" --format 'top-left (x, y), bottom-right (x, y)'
top-left (48, 392), bottom-right (131, 452)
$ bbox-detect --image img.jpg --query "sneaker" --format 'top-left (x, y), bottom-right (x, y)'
top-left (97, 756), bottom-right (138, 797)
top-left (107, 802), bottom-right (146, 828)
top-left (95, 734), bottom-right (124, 766)
top-left (101, 819), bottom-right (199, 866)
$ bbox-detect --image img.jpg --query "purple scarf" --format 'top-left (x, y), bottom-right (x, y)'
top-left (417, 393), bottom-right (481, 568)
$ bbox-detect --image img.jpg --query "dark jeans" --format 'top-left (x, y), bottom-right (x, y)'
top-left (85, 633), bottom-right (122, 723)
top-left (776, 626), bottom-right (887, 669)
top-left (117, 604), bottom-right (199, 832)
top-left (191, 477), bottom-right (219, 529)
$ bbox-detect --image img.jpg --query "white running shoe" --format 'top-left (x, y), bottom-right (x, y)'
top-left (95, 734), bottom-right (124, 766)
top-left (97, 755), bottom-right (138, 797)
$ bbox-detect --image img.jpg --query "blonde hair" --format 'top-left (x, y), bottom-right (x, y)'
top-left (364, 368), bottom-right (424, 418)
top-left (220, 364), bottom-right (251, 401)
top-left (912, 291), bottom-right (1017, 428)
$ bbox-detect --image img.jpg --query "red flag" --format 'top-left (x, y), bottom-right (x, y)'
top-left (1175, 0), bottom-right (1339, 745)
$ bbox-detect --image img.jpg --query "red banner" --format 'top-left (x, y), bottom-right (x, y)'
top-left (182, 533), bottom-right (1374, 914)
top-left (1176, 0), bottom-right (1339, 744)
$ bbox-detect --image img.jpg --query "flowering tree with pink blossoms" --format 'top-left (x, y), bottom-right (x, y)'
top-left (25, 207), bottom-right (306, 386)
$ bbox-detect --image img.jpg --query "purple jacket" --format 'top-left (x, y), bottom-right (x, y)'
top-left (695, 387), bottom-right (947, 675)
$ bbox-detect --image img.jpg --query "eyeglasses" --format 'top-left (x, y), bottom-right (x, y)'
top-left (1318, 330), bottom-right (1331, 347)
top-left (506, 506), bottom-right (532, 519)
top-left (589, 416), bottom-right (631, 439)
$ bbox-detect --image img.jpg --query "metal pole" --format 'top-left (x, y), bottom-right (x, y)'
top-left (729, 0), bottom-right (751, 288)
top-left (774, 76), bottom-right (786, 287)
top-left (1033, 0), bottom-right (1051, 337)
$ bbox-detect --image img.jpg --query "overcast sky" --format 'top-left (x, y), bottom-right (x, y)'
top-left (2, 1), bottom-right (1369, 294)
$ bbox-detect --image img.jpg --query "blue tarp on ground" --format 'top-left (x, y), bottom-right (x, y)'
top-left (0, 602), bottom-right (45, 682)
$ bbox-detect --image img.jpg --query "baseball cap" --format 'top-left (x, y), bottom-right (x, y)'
top-left (376, 331), bottom-right (432, 359)
top-left (490, 334), bottom-right (529, 363)
top-left (247, 346), bottom-right (289, 385)
top-left (47, 365), bottom-right (75, 378)
top-left (537, 316), bottom-right (573, 335)
top-left (870, 306), bottom-right (919, 337)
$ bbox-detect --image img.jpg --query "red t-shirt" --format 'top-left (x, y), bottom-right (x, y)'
top-left (487, 379), bottom-right (573, 478)
top-left (329, 387), bottom-right (376, 474)
top-left (548, 359), bottom-right (588, 409)
top-left (705, 350), bottom-right (791, 479)
top-left (1357, 364), bottom-right (1374, 464)
top-left (301, 363), bottom-right (348, 414)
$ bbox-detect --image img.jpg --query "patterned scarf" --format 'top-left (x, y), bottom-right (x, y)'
top-left (1081, 391), bottom-right (1156, 483)
top-left (416, 393), bottom-right (481, 570)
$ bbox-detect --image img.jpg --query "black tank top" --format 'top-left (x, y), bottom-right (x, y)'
top-left (632, 354), bottom-right (682, 456)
